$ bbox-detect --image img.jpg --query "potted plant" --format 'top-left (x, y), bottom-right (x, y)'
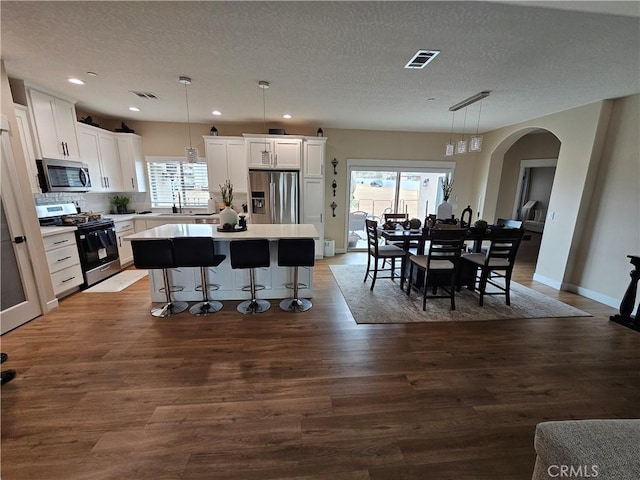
top-left (113, 195), bottom-right (130, 214)
top-left (471, 219), bottom-right (489, 233)
top-left (218, 180), bottom-right (238, 227)
top-left (219, 179), bottom-right (233, 208)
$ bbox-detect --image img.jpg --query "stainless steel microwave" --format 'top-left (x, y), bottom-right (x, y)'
top-left (36, 158), bottom-right (91, 192)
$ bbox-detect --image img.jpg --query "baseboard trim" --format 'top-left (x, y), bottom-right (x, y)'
top-left (45, 298), bottom-right (59, 312)
top-left (532, 273), bottom-right (563, 290)
top-left (564, 284), bottom-right (620, 309)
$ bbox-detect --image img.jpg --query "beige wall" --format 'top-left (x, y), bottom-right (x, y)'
top-left (566, 94), bottom-right (640, 304)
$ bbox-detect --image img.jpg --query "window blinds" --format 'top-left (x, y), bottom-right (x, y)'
top-left (147, 159), bottom-right (208, 208)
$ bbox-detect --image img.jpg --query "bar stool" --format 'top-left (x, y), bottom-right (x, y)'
top-left (173, 237), bottom-right (226, 316)
top-left (278, 238), bottom-right (316, 312)
top-left (230, 239), bottom-right (271, 314)
top-left (131, 239), bottom-right (188, 317)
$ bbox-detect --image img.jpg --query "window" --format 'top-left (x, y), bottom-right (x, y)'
top-left (147, 157), bottom-right (208, 208)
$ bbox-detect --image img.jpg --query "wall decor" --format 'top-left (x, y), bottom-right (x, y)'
top-left (330, 201), bottom-right (337, 217)
top-left (331, 158), bottom-right (338, 175)
top-left (332, 180), bottom-right (337, 197)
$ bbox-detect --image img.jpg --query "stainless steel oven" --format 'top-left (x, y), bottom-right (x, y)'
top-left (75, 220), bottom-right (121, 287)
top-left (37, 203), bottom-right (121, 288)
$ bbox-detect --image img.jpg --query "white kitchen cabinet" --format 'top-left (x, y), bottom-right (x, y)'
top-left (302, 178), bottom-right (325, 258)
top-left (303, 137), bottom-right (326, 178)
top-left (26, 87), bottom-right (80, 161)
top-left (77, 123), bottom-right (123, 192)
top-left (43, 231), bottom-right (83, 296)
top-left (115, 133), bottom-right (147, 192)
top-left (246, 135), bottom-right (302, 169)
top-left (13, 104), bottom-right (41, 193)
top-left (114, 220), bottom-right (135, 266)
top-left (203, 136), bottom-right (248, 193)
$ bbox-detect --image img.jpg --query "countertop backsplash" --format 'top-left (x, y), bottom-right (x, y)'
top-left (34, 192), bottom-right (149, 215)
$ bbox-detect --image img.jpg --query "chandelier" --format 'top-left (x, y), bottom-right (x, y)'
top-left (179, 76), bottom-right (198, 163)
top-left (445, 90), bottom-right (490, 156)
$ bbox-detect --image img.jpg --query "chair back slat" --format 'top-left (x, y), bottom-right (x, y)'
top-left (486, 228), bottom-right (525, 264)
top-left (365, 218), bottom-right (380, 255)
top-left (427, 229), bottom-right (467, 265)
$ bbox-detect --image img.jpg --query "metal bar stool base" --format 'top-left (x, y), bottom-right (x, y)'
top-left (280, 298), bottom-right (312, 312)
top-left (190, 301), bottom-right (223, 316)
top-left (151, 301), bottom-right (189, 318)
top-left (237, 299), bottom-right (271, 314)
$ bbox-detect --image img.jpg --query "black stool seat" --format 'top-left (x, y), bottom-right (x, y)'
top-left (131, 239), bottom-right (188, 317)
top-left (230, 239), bottom-right (271, 314)
top-left (173, 237), bottom-right (226, 316)
top-left (278, 238), bottom-right (315, 312)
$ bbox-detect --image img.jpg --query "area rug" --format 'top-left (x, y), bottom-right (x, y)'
top-left (329, 264), bottom-right (591, 324)
top-left (83, 270), bottom-right (148, 293)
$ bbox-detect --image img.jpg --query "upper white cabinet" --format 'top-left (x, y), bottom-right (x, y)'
top-left (203, 136), bottom-right (248, 193)
top-left (115, 133), bottom-right (147, 192)
top-left (13, 104), bottom-right (41, 193)
top-left (26, 87), bottom-right (80, 161)
top-left (77, 123), bottom-right (123, 192)
top-left (303, 137), bottom-right (326, 178)
top-left (245, 135), bottom-right (302, 170)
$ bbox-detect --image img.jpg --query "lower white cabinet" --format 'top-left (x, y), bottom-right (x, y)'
top-left (43, 231), bottom-right (83, 296)
top-left (302, 178), bottom-right (325, 258)
top-left (114, 220), bottom-right (135, 266)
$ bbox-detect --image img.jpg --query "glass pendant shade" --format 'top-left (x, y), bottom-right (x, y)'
top-left (445, 143), bottom-right (455, 156)
top-left (456, 139), bottom-right (468, 155)
top-left (470, 135), bottom-right (483, 152)
top-left (185, 147), bottom-right (198, 163)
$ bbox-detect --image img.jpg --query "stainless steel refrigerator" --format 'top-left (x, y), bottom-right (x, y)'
top-left (249, 170), bottom-right (299, 224)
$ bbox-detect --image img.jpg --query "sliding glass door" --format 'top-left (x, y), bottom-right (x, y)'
top-left (347, 161), bottom-right (453, 250)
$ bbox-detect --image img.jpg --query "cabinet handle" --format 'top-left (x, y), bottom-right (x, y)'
top-left (53, 239), bottom-right (69, 245)
top-left (61, 276), bottom-right (76, 283)
top-left (131, 178), bottom-right (135, 188)
top-left (57, 255), bottom-right (72, 262)
top-left (60, 141), bottom-right (65, 155)
top-left (118, 237), bottom-right (122, 247)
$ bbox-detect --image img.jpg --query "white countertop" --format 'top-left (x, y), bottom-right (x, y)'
top-left (40, 226), bottom-right (78, 237)
top-left (105, 212), bottom-right (250, 222)
top-left (123, 223), bottom-right (320, 241)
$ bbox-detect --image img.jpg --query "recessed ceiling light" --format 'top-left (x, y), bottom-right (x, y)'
top-left (86, 72), bottom-right (98, 77)
top-left (283, 114), bottom-right (292, 119)
top-left (212, 110), bottom-right (222, 116)
top-left (68, 78), bottom-right (85, 85)
top-left (427, 97), bottom-right (436, 102)
top-left (129, 106), bottom-right (141, 112)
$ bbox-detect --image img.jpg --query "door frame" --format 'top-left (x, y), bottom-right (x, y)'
top-left (511, 158), bottom-right (558, 219)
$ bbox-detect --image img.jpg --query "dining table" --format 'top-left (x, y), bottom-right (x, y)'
top-left (379, 226), bottom-right (492, 254)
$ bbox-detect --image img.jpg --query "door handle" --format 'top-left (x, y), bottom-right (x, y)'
top-left (13, 236), bottom-right (26, 244)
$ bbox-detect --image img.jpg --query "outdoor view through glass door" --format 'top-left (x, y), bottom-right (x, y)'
top-left (348, 169), bottom-right (450, 250)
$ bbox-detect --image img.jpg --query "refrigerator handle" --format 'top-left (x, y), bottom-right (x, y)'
top-left (270, 182), bottom-right (275, 223)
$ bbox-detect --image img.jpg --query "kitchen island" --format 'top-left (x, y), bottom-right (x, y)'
top-left (124, 223), bottom-right (320, 302)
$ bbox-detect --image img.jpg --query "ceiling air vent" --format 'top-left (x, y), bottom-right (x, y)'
top-left (130, 91), bottom-right (160, 99)
top-left (404, 50), bottom-right (440, 69)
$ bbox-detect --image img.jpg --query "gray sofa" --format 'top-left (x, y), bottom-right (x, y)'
top-left (532, 419), bottom-right (640, 479)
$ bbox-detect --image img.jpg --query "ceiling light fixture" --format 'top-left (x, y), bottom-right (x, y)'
top-left (259, 80), bottom-right (270, 164)
top-left (456, 107), bottom-right (468, 155)
top-left (179, 76), bottom-right (198, 163)
top-left (469, 98), bottom-right (485, 152)
top-left (86, 72), bottom-right (98, 77)
top-left (445, 111), bottom-right (455, 157)
top-left (212, 110), bottom-right (221, 116)
top-left (283, 114), bottom-right (292, 119)
top-left (449, 90), bottom-right (491, 112)
top-left (129, 106), bottom-right (141, 112)
top-left (68, 78), bottom-right (85, 85)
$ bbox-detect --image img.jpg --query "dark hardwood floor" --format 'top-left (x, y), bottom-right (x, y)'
top-left (2, 236), bottom-right (639, 479)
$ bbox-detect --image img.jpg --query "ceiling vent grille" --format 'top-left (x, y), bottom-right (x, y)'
top-left (130, 91), bottom-right (160, 99)
top-left (404, 50), bottom-right (440, 69)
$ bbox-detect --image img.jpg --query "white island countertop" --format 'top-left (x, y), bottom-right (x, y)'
top-left (123, 223), bottom-right (320, 241)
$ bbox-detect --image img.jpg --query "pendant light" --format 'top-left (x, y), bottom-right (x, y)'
top-left (258, 80), bottom-right (270, 165)
top-left (179, 76), bottom-right (198, 163)
top-left (469, 98), bottom-right (484, 152)
top-left (456, 107), bottom-right (468, 155)
top-left (444, 111), bottom-right (455, 157)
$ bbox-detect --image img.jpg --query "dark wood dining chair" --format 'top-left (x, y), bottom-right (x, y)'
top-left (405, 228), bottom-right (467, 310)
top-left (364, 219), bottom-right (408, 290)
top-left (461, 227), bottom-right (525, 306)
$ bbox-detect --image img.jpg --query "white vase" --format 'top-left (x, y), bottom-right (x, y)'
top-left (437, 200), bottom-right (453, 220)
top-left (219, 206), bottom-right (238, 227)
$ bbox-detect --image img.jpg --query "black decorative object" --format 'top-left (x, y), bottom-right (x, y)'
top-left (610, 255), bottom-right (640, 332)
top-left (330, 201), bottom-right (337, 217)
top-left (460, 205), bottom-right (473, 228)
top-left (79, 116), bottom-right (99, 127)
top-left (115, 122), bottom-right (135, 133)
top-left (210, 125), bottom-right (218, 136)
top-left (317, 127), bottom-right (323, 137)
top-left (332, 180), bottom-right (337, 197)
top-left (331, 158), bottom-right (338, 175)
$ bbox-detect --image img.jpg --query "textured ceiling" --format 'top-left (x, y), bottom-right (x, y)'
top-left (2, 1), bottom-right (639, 133)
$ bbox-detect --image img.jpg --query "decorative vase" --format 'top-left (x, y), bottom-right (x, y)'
top-left (219, 206), bottom-right (238, 227)
top-left (437, 199), bottom-right (453, 220)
